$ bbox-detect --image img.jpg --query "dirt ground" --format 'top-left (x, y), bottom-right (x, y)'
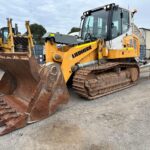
top-left (0, 71), bottom-right (150, 150)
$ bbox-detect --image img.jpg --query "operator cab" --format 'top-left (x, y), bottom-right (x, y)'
top-left (0, 25), bottom-right (29, 52)
top-left (0, 27), bottom-right (17, 44)
top-left (81, 3), bottom-right (131, 41)
top-left (44, 3), bottom-right (133, 46)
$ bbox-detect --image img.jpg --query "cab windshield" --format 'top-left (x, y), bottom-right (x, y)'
top-left (81, 9), bottom-right (109, 40)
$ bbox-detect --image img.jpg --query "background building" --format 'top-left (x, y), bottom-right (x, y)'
top-left (140, 28), bottom-right (150, 59)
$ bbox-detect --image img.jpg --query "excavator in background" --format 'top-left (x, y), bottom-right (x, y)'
top-left (0, 3), bottom-right (146, 135)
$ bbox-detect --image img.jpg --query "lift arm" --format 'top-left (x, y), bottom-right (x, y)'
top-left (25, 21), bottom-right (34, 56)
top-left (7, 18), bottom-right (15, 52)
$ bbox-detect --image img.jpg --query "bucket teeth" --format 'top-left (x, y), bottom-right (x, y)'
top-left (0, 101), bottom-right (6, 104)
top-left (0, 106), bottom-right (11, 111)
top-left (0, 119), bottom-right (5, 126)
top-left (5, 106), bottom-right (11, 109)
top-left (0, 114), bottom-right (27, 136)
top-left (1, 113), bottom-right (20, 121)
top-left (0, 101), bottom-right (13, 114)
top-left (0, 100), bottom-right (5, 103)
top-left (0, 109), bottom-right (16, 116)
top-left (0, 103), bottom-right (7, 106)
top-left (0, 126), bottom-right (20, 136)
top-left (0, 100), bottom-right (3, 103)
top-left (0, 98), bottom-right (26, 136)
top-left (0, 114), bottom-right (21, 135)
top-left (0, 126), bottom-right (14, 136)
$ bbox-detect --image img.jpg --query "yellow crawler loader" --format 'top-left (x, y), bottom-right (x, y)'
top-left (0, 4), bottom-right (143, 135)
top-left (0, 18), bottom-right (34, 53)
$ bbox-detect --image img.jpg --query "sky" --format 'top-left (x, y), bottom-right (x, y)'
top-left (0, 0), bottom-right (149, 34)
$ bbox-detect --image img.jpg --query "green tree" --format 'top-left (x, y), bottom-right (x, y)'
top-left (68, 27), bottom-right (80, 34)
top-left (30, 23), bottom-right (46, 44)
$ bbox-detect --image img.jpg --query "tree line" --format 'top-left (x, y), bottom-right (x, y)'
top-left (30, 23), bottom-right (80, 45)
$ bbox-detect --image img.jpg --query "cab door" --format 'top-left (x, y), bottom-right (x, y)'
top-left (1, 27), bottom-right (9, 44)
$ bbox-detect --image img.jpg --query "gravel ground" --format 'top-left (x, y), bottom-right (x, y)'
top-left (0, 72), bottom-right (150, 150)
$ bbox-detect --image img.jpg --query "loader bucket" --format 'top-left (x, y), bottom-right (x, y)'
top-left (0, 53), bottom-right (69, 135)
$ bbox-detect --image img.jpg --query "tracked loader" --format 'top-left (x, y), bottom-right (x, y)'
top-left (0, 4), bottom-right (144, 135)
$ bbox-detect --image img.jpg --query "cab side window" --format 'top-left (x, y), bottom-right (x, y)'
top-left (111, 8), bottom-right (130, 39)
top-left (111, 8), bottom-right (122, 39)
top-left (122, 10), bottom-right (129, 33)
top-left (2, 28), bottom-right (8, 44)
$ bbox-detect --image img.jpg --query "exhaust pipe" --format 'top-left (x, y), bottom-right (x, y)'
top-left (15, 23), bottom-right (19, 35)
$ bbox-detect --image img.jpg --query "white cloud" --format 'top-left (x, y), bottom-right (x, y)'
top-left (0, 0), bottom-right (149, 33)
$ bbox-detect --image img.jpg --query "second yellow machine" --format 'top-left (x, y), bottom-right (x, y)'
top-left (0, 3), bottom-right (141, 135)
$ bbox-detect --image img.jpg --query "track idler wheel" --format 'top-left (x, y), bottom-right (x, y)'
top-left (129, 67), bottom-right (139, 82)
